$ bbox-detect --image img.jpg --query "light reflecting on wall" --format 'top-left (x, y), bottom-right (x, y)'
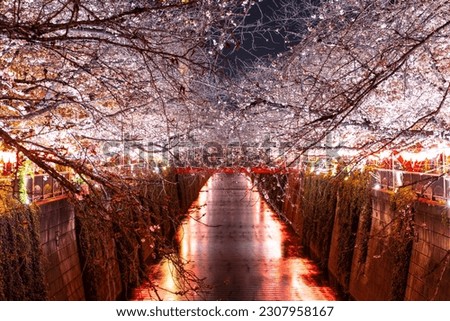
top-left (179, 178), bottom-right (210, 260)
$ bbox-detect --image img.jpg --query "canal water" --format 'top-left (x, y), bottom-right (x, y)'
top-left (132, 173), bottom-right (337, 300)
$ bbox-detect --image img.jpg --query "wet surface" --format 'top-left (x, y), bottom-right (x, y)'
top-left (132, 173), bottom-right (337, 301)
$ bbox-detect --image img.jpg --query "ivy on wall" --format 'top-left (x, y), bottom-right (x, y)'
top-left (300, 173), bottom-right (339, 270)
top-left (73, 170), bottom-right (209, 300)
top-left (256, 170), bottom-right (374, 294)
top-left (388, 187), bottom-right (416, 300)
top-left (74, 172), bottom-right (179, 299)
top-left (0, 167), bottom-right (210, 301)
top-left (335, 171), bottom-right (372, 292)
top-left (74, 198), bottom-right (117, 300)
top-left (258, 168), bottom-right (420, 300)
top-left (0, 196), bottom-right (47, 300)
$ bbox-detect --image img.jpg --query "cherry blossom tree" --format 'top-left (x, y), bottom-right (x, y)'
top-left (0, 0), bottom-right (256, 299)
top-left (0, 0), bottom-right (257, 187)
top-left (2, 0), bottom-right (450, 299)
top-left (235, 0), bottom-right (450, 163)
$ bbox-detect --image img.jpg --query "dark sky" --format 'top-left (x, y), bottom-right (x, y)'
top-left (220, 0), bottom-right (314, 70)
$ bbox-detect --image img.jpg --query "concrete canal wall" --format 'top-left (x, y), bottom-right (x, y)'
top-left (0, 172), bottom-right (208, 300)
top-left (39, 197), bottom-right (85, 300)
top-left (4, 169), bottom-right (447, 301)
top-left (257, 171), bottom-right (450, 300)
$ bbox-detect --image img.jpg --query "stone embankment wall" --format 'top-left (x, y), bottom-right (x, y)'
top-left (39, 197), bottom-right (85, 300)
top-left (257, 171), bottom-right (449, 300)
top-left (0, 172), bottom-right (209, 300)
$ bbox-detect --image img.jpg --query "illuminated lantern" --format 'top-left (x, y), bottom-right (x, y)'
top-left (0, 151), bottom-right (17, 175)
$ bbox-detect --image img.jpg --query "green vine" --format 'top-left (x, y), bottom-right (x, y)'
top-left (335, 171), bottom-right (372, 293)
top-left (301, 173), bottom-right (338, 269)
top-left (388, 187), bottom-right (416, 300)
top-left (73, 169), bottom-right (209, 300)
top-left (0, 195), bottom-right (47, 300)
top-left (257, 169), bottom-right (374, 296)
top-left (17, 159), bottom-right (33, 204)
top-left (358, 197), bottom-right (373, 266)
top-left (74, 173), bottom-right (172, 300)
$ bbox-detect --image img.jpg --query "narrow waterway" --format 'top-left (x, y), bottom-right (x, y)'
top-left (133, 173), bottom-right (337, 300)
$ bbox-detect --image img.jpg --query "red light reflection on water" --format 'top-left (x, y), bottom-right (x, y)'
top-left (132, 174), bottom-right (336, 301)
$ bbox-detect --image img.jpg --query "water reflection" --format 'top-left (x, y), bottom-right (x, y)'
top-left (132, 173), bottom-right (336, 301)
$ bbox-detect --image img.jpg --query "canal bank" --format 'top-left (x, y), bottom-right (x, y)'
top-left (257, 171), bottom-right (450, 301)
top-left (0, 171), bottom-right (209, 300)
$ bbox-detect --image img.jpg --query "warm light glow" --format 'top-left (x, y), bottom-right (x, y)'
top-left (374, 183), bottom-right (381, 190)
top-left (399, 151), bottom-right (413, 161)
top-left (427, 148), bottom-right (440, 159)
top-left (179, 179), bottom-right (210, 259)
top-left (0, 151), bottom-right (17, 164)
top-left (337, 148), bottom-right (358, 157)
top-left (378, 150), bottom-right (392, 159)
top-left (414, 151), bottom-right (427, 162)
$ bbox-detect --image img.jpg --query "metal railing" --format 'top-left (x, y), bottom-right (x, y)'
top-left (103, 162), bottom-right (161, 176)
top-left (375, 168), bottom-right (449, 201)
top-left (24, 172), bottom-right (70, 202)
top-left (4, 163), bottom-right (449, 204)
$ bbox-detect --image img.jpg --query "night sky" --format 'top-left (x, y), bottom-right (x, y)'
top-left (221, 0), bottom-right (314, 70)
